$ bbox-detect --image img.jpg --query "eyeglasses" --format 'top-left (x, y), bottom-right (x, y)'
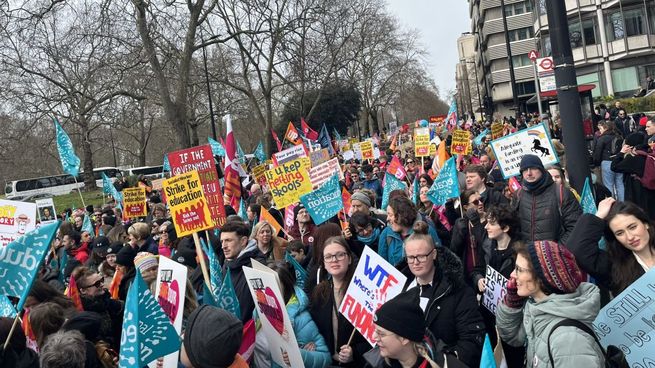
top-left (514, 264), bottom-right (530, 275)
top-left (82, 279), bottom-right (104, 289)
top-left (356, 225), bottom-right (373, 236)
top-left (374, 329), bottom-right (394, 340)
top-left (406, 248), bottom-right (435, 264)
top-left (407, 161), bottom-right (415, 164)
top-left (323, 252), bottom-right (348, 262)
top-left (469, 199), bottom-right (481, 206)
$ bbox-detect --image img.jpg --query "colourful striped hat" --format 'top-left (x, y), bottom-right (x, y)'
top-left (528, 240), bottom-right (585, 294)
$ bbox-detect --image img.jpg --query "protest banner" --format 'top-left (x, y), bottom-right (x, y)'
top-left (162, 171), bottom-right (213, 237)
top-left (272, 144), bottom-right (307, 166)
top-left (0, 199), bottom-right (37, 247)
top-left (360, 141), bottom-right (374, 160)
top-left (414, 127), bottom-right (430, 157)
top-left (122, 187), bottom-right (147, 218)
top-left (242, 265), bottom-right (304, 367)
top-left (426, 156), bottom-right (460, 206)
top-left (339, 246), bottom-right (407, 345)
top-left (300, 174), bottom-right (343, 225)
top-left (491, 122), bottom-right (504, 140)
top-left (381, 173), bottom-right (407, 210)
top-left (309, 157), bottom-right (344, 188)
top-left (265, 158), bottom-right (313, 208)
top-left (450, 129), bottom-right (470, 155)
top-left (593, 268), bottom-right (655, 367)
top-left (352, 143), bottom-right (363, 160)
top-left (168, 144), bottom-right (227, 227)
top-left (429, 136), bottom-right (441, 157)
top-left (150, 256), bottom-right (188, 368)
top-left (490, 123), bottom-right (558, 178)
top-left (35, 198), bottom-right (57, 225)
top-left (252, 164), bottom-right (268, 187)
top-left (151, 178), bottom-right (165, 191)
top-left (310, 148), bottom-right (331, 167)
top-left (481, 266), bottom-right (508, 315)
top-left (342, 150), bottom-right (355, 161)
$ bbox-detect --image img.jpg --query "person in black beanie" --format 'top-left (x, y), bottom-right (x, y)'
top-left (516, 154), bottom-right (581, 243)
top-left (115, 245), bottom-right (137, 301)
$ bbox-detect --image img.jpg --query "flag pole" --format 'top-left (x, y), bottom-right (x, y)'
top-left (2, 313), bottom-right (20, 351)
top-left (72, 176), bottom-right (87, 209)
top-left (192, 232), bottom-right (212, 290)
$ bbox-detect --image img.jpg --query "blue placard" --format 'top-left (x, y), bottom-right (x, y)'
top-left (300, 173), bottom-right (343, 225)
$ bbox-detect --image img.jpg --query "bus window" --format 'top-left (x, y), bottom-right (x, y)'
top-left (4, 183), bottom-right (13, 194)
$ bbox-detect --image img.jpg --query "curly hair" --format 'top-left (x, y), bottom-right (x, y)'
top-left (388, 196), bottom-right (417, 228)
top-left (485, 204), bottom-right (520, 239)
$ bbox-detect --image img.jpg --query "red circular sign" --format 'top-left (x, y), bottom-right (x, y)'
top-left (540, 58), bottom-right (553, 70)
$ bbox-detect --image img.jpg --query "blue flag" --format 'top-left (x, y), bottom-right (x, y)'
top-left (580, 177), bottom-right (597, 214)
top-left (0, 221), bottom-right (59, 311)
top-left (285, 251), bottom-right (308, 289)
top-left (215, 271), bottom-right (241, 319)
top-left (238, 199), bottom-right (248, 223)
top-left (412, 176), bottom-right (420, 205)
top-left (102, 172), bottom-right (123, 204)
top-left (57, 251), bottom-right (68, 284)
top-left (119, 271), bottom-right (180, 367)
top-left (318, 124), bottom-right (334, 155)
top-left (480, 334), bottom-right (497, 368)
top-left (445, 100), bottom-right (459, 128)
top-left (474, 128), bottom-right (489, 146)
top-left (333, 129), bottom-right (342, 141)
top-left (427, 156), bottom-right (460, 206)
top-left (200, 238), bottom-right (223, 293)
top-left (300, 174), bottom-right (343, 225)
top-left (381, 172), bottom-right (408, 210)
top-left (237, 141), bottom-right (246, 164)
top-left (81, 214), bottom-right (94, 238)
top-left (253, 141), bottom-right (266, 162)
top-left (208, 137), bottom-right (226, 156)
top-left (0, 295), bottom-right (17, 318)
top-left (163, 155), bottom-right (171, 172)
top-left (54, 118), bottom-right (81, 177)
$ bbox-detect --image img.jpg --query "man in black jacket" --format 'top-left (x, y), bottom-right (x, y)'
top-left (464, 164), bottom-right (507, 208)
top-left (516, 155), bottom-right (582, 243)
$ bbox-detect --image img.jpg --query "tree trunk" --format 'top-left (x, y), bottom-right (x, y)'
top-left (138, 103), bottom-right (147, 166)
top-left (79, 116), bottom-right (97, 190)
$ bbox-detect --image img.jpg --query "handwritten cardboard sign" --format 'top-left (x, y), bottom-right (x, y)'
top-left (481, 266), bottom-right (508, 315)
top-left (309, 157), bottom-right (344, 189)
top-left (489, 123), bottom-right (558, 178)
top-left (273, 145), bottom-right (307, 166)
top-left (265, 158), bottom-right (312, 208)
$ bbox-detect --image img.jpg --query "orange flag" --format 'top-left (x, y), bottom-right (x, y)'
top-left (389, 132), bottom-right (398, 151)
top-left (64, 275), bottom-right (84, 311)
top-left (342, 188), bottom-right (352, 215)
top-left (22, 308), bottom-right (37, 345)
top-left (259, 206), bottom-right (283, 236)
top-left (109, 267), bottom-right (123, 300)
top-left (284, 122), bottom-right (303, 145)
top-left (433, 140), bottom-right (450, 172)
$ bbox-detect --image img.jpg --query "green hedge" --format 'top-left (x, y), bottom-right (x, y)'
top-left (595, 94), bottom-right (655, 114)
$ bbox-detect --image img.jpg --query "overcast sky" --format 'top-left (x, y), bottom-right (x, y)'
top-left (385, 0), bottom-right (471, 102)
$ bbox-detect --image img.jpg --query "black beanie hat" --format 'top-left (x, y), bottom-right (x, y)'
top-left (374, 288), bottom-right (425, 342)
top-left (173, 245), bottom-right (197, 269)
top-left (92, 236), bottom-right (110, 253)
top-left (519, 154), bottom-right (545, 173)
top-left (184, 305), bottom-right (243, 368)
top-left (115, 245), bottom-right (137, 267)
top-left (106, 242), bottom-right (124, 256)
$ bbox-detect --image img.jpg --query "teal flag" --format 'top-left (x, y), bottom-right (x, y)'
top-left (580, 177), bottom-right (607, 250)
top-left (163, 155), bottom-right (171, 172)
top-left (427, 157), bottom-right (460, 206)
top-left (0, 295), bottom-right (17, 318)
top-left (333, 129), bottom-right (342, 141)
top-left (102, 172), bottom-right (123, 204)
top-left (253, 141), bottom-right (266, 162)
top-left (300, 174), bottom-right (343, 225)
top-left (119, 272), bottom-right (180, 367)
top-left (237, 141), bottom-right (246, 164)
top-left (473, 128), bottom-right (489, 146)
top-left (0, 221), bottom-right (59, 311)
top-left (238, 198), bottom-right (248, 220)
top-left (81, 214), bottom-right (94, 238)
top-left (53, 118), bottom-right (81, 177)
top-left (480, 334), bottom-right (497, 368)
top-left (200, 238), bottom-right (223, 293)
top-left (381, 172), bottom-right (408, 210)
top-left (285, 251), bottom-right (308, 289)
top-left (216, 271), bottom-right (241, 319)
top-left (57, 251), bottom-right (68, 284)
top-left (412, 176), bottom-right (420, 205)
top-left (208, 137), bottom-right (226, 157)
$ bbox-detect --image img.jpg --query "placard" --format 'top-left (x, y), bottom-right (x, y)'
top-left (339, 246), bottom-right (407, 346)
top-left (352, 143), bottom-right (362, 161)
top-left (0, 199), bottom-right (37, 247)
top-left (252, 164), bottom-right (268, 187)
top-left (310, 148), bottom-right (331, 167)
top-left (265, 158), bottom-right (313, 208)
top-left (481, 266), bottom-right (508, 315)
top-left (122, 187), bottom-right (147, 218)
top-left (167, 145), bottom-right (227, 227)
top-left (414, 127), bottom-right (430, 157)
top-left (450, 129), bottom-right (470, 155)
top-left (272, 145), bottom-right (307, 166)
top-left (309, 157), bottom-right (344, 189)
top-left (162, 171), bottom-right (213, 237)
top-left (489, 123), bottom-right (558, 178)
top-left (491, 122), bottom-right (504, 140)
top-left (242, 266), bottom-right (303, 367)
top-left (300, 174), bottom-right (343, 225)
top-left (35, 198), bottom-right (57, 225)
top-left (360, 141), bottom-right (374, 160)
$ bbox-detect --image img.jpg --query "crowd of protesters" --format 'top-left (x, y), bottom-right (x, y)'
top-left (2, 110), bottom-right (655, 368)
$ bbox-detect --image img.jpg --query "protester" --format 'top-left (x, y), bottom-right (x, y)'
top-left (610, 133), bottom-right (655, 219)
top-left (251, 220), bottom-right (286, 261)
top-left (39, 330), bottom-right (87, 368)
top-left (464, 164), bottom-right (507, 208)
top-left (289, 204), bottom-right (317, 248)
top-left (593, 120), bottom-right (625, 201)
top-left (348, 211), bottom-right (384, 254)
top-left (0, 317), bottom-right (39, 368)
top-left (115, 245), bottom-right (138, 301)
top-left (127, 222), bottom-right (158, 254)
top-left (351, 191), bottom-right (387, 225)
top-left (450, 190), bottom-right (486, 281)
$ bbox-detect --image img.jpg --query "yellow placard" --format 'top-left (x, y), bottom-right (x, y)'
top-left (163, 170), bottom-right (213, 237)
top-left (122, 187), bottom-right (147, 218)
top-left (491, 123), bottom-right (504, 140)
top-left (360, 141), bottom-right (374, 160)
top-left (264, 158), bottom-right (313, 208)
top-left (450, 129), bottom-right (471, 155)
top-left (252, 164), bottom-right (268, 186)
top-left (414, 128), bottom-right (430, 157)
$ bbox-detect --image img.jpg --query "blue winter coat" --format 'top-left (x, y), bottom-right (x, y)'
top-left (378, 218), bottom-right (441, 266)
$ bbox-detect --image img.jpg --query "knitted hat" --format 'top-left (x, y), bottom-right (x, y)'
top-left (527, 240), bottom-right (585, 294)
top-left (115, 245), bottom-right (137, 267)
top-left (625, 133), bottom-right (644, 147)
top-left (519, 154), bottom-right (544, 173)
top-left (134, 252), bottom-right (158, 273)
top-left (640, 116), bottom-right (649, 127)
top-left (351, 192), bottom-right (371, 207)
top-left (184, 305), bottom-right (243, 368)
top-left (106, 242), bottom-right (124, 256)
top-left (373, 288), bottom-right (425, 342)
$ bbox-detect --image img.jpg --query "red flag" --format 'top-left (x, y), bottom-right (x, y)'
top-left (300, 118), bottom-right (319, 141)
top-left (342, 187), bottom-right (352, 215)
top-left (230, 195), bottom-right (239, 211)
top-left (65, 275), bottom-right (84, 311)
top-left (271, 129), bottom-right (282, 152)
top-left (284, 122), bottom-right (303, 145)
top-left (224, 115), bottom-right (242, 199)
top-left (238, 319), bottom-right (256, 361)
top-left (387, 156), bottom-right (407, 180)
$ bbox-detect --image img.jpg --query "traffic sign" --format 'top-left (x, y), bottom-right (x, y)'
top-left (528, 50), bottom-right (539, 61)
top-left (538, 57), bottom-right (554, 73)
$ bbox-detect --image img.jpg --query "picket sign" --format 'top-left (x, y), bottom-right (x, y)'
top-left (489, 123), bottom-right (558, 178)
top-left (481, 266), bottom-right (508, 315)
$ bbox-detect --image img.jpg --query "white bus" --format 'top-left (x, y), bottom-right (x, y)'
top-left (3, 167), bottom-right (121, 200)
top-left (122, 165), bottom-right (165, 179)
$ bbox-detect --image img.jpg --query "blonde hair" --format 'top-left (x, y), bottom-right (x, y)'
top-left (250, 221), bottom-right (285, 260)
top-left (383, 341), bottom-right (441, 368)
top-left (128, 222), bottom-right (150, 241)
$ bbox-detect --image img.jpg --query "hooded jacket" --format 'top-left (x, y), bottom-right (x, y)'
top-left (517, 171), bottom-right (581, 243)
top-left (222, 239), bottom-right (266, 323)
top-left (378, 217), bottom-right (441, 266)
top-left (399, 246), bottom-right (485, 367)
top-left (496, 283), bottom-right (604, 368)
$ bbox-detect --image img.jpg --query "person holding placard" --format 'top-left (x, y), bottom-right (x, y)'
top-left (399, 222), bottom-right (484, 367)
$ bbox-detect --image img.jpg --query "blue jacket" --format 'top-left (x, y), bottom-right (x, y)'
top-left (378, 218), bottom-right (441, 266)
top-left (271, 286), bottom-right (331, 368)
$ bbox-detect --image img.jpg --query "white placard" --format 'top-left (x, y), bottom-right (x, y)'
top-left (481, 266), bottom-right (508, 315)
top-left (35, 198), bottom-right (57, 225)
top-left (489, 123), bottom-right (559, 178)
top-left (0, 199), bottom-right (37, 247)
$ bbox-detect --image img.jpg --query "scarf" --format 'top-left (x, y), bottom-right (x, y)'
top-left (357, 227), bottom-right (381, 246)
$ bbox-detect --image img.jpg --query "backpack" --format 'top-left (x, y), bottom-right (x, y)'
top-left (632, 150), bottom-right (655, 190)
top-left (610, 135), bottom-right (623, 156)
top-left (547, 318), bottom-right (628, 368)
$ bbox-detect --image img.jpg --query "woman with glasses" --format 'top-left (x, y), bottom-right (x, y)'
top-left (307, 236), bottom-right (367, 366)
top-left (450, 190), bottom-right (486, 285)
top-left (398, 222), bottom-right (484, 367)
top-left (496, 241), bottom-right (604, 367)
top-left (348, 212), bottom-right (384, 255)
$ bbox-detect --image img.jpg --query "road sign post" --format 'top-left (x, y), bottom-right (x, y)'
top-left (528, 50), bottom-right (544, 117)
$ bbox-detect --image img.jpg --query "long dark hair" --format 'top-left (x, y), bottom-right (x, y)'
top-left (311, 236), bottom-right (356, 305)
top-left (604, 201), bottom-right (655, 293)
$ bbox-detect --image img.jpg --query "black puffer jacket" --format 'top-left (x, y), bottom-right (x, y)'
top-left (517, 173), bottom-right (581, 243)
top-left (221, 239), bottom-right (266, 323)
top-left (399, 246), bottom-right (485, 367)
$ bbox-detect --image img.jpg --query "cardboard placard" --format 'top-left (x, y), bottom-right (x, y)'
top-left (489, 123), bottom-right (558, 178)
top-left (0, 199), bottom-right (37, 247)
top-left (450, 129), bottom-right (470, 155)
top-left (122, 187), bottom-right (148, 218)
top-left (35, 198), bottom-right (57, 225)
top-left (360, 141), bottom-right (374, 160)
top-left (481, 266), bottom-right (508, 315)
top-left (414, 127), bottom-right (430, 157)
top-left (163, 171), bottom-right (213, 237)
top-left (265, 158), bottom-right (313, 208)
top-left (309, 148), bottom-right (331, 167)
top-left (309, 158), bottom-right (344, 189)
top-left (273, 145), bottom-right (307, 167)
top-left (491, 122), bottom-right (504, 140)
top-left (252, 164), bottom-right (268, 187)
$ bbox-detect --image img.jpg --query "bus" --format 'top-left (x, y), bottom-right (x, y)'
top-left (3, 167), bottom-right (121, 199)
top-left (123, 165), bottom-right (165, 179)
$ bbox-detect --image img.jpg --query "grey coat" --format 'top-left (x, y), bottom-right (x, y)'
top-left (496, 282), bottom-right (604, 368)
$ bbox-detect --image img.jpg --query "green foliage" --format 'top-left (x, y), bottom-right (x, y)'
top-left (595, 95), bottom-right (655, 113)
top-left (53, 190), bottom-right (105, 212)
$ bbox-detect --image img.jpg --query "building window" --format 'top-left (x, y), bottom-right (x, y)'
top-left (538, 0), bottom-right (547, 16)
top-left (512, 54), bottom-right (532, 68)
top-left (569, 19), bottom-right (596, 48)
top-left (508, 27), bottom-right (534, 42)
top-left (606, 12), bottom-right (624, 41)
top-left (516, 81), bottom-right (536, 96)
top-left (624, 8), bottom-right (646, 37)
top-left (611, 67), bottom-right (639, 93)
top-left (582, 19), bottom-right (596, 45)
top-left (542, 35), bottom-right (552, 57)
top-left (504, 1), bottom-right (533, 17)
top-left (577, 72), bottom-right (601, 98)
